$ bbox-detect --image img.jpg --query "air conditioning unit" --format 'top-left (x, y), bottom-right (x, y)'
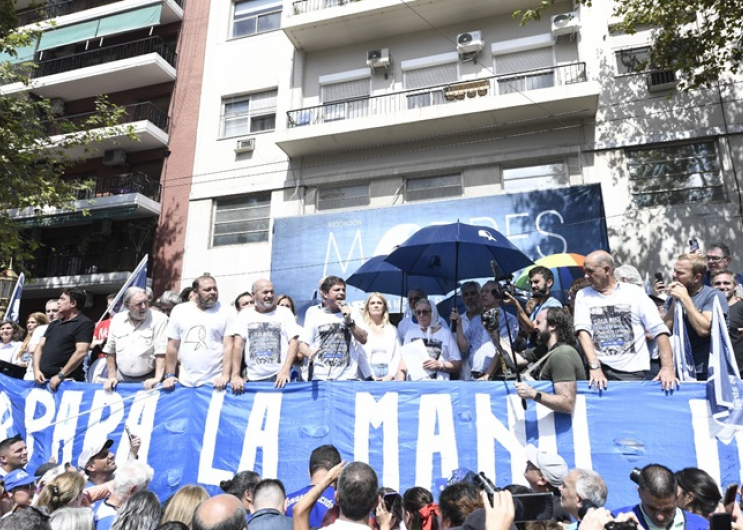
top-left (647, 70), bottom-right (677, 92)
top-left (366, 48), bottom-right (390, 69)
top-left (234, 138), bottom-right (256, 153)
top-left (457, 31), bottom-right (484, 55)
top-left (49, 98), bottom-right (65, 115)
top-left (102, 148), bottom-right (127, 167)
top-left (551, 12), bottom-right (580, 36)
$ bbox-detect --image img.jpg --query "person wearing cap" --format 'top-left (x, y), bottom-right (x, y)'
top-left (2, 468), bottom-right (36, 512)
top-left (79, 434), bottom-right (140, 504)
top-left (524, 445), bottom-right (571, 523)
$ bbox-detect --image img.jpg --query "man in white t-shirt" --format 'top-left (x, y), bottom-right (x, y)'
top-left (162, 276), bottom-right (234, 389)
top-left (574, 251), bottom-right (676, 390)
top-left (228, 279), bottom-right (300, 389)
top-left (301, 276), bottom-right (367, 381)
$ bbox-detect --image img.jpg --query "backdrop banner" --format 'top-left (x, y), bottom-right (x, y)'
top-left (0, 376), bottom-right (737, 509)
top-left (271, 184), bottom-right (609, 308)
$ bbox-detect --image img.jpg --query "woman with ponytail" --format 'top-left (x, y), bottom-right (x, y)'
top-left (35, 470), bottom-right (87, 514)
top-left (403, 487), bottom-right (440, 530)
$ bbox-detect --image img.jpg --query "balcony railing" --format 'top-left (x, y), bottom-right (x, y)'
top-left (75, 172), bottom-right (161, 202)
top-left (287, 62), bottom-right (587, 128)
top-left (28, 249), bottom-right (141, 278)
top-left (291, 0), bottom-right (358, 16)
top-left (44, 101), bottom-right (169, 135)
top-left (17, 0), bottom-right (184, 26)
top-left (32, 36), bottom-right (176, 78)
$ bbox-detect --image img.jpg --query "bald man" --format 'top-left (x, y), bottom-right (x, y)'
top-left (193, 494), bottom-right (248, 530)
top-left (573, 251), bottom-right (676, 390)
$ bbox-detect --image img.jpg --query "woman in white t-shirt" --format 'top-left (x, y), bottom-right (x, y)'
top-left (0, 321), bottom-right (21, 364)
top-left (359, 293), bottom-right (401, 381)
top-left (400, 299), bottom-right (461, 381)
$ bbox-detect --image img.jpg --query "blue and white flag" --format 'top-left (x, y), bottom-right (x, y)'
top-left (96, 255), bottom-right (148, 325)
top-left (672, 301), bottom-right (697, 381)
top-left (707, 296), bottom-right (743, 443)
top-left (5, 273), bottom-right (24, 323)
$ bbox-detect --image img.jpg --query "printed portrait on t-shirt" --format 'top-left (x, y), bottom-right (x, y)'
top-left (589, 304), bottom-right (635, 356)
top-left (247, 322), bottom-right (282, 365)
top-left (315, 323), bottom-right (350, 368)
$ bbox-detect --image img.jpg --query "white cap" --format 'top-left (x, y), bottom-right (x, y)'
top-left (77, 436), bottom-right (114, 470)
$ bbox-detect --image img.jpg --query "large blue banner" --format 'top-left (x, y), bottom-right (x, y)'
top-left (271, 185), bottom-right (608, 307)
top-left (0, 376), bottom-right (739, 510)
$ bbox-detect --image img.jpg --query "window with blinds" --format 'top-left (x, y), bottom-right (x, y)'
top-left (222, 89), bottom-right (277, 137)
top-left (502, 162), bottom-right (567, 193)
top-left (404, 62), bottom-right (457, 109)
top-left (212, 193), bottom-right (271, 247)
top-left (321, 78), bottom-right (370, 122)
top-left (405, 174), bottom-right (462, 202)
top-left (495, 47), bottom-right (555, 94)
top-left (317, 184), bottom-right (370, 211)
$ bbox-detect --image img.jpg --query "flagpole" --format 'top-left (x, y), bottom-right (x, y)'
top-left (96, 254), bottom-right (149, 326)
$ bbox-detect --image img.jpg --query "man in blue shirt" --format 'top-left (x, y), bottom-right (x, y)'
top-left (285, 444), bottom-right (341, 527)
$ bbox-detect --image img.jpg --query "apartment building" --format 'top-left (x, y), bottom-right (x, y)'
top-left (3, 0), bottom-right (191, 314)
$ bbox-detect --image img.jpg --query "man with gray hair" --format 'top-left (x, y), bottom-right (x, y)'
top-left (248, 479), bottom-right (293, 530)
top-left (194, 494), bottom-right (248, 530)
top-left (560, 468), bottom-right (608, 527)
top-left (103, 287), bottom-right (168, 390)
top-left (614, 264), bottom-right (643, 288)
top-left (93, 459), bottom-right (154, 530)
top-left (574, 250), bottom-right (676, 390)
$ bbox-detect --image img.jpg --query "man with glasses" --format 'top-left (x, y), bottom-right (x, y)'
top-left (703, 242), bottom-right (743, 287)
top-left (523, 445), bottom-right (571, 523)
top-left (103, 287), bottom-right (168, 390)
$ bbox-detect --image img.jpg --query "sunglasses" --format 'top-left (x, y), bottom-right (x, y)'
top-left (415, 310), bottom-right (431, 316)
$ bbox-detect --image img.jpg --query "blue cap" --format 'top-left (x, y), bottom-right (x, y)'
top-left (4, 469), bottom-right (36, 491)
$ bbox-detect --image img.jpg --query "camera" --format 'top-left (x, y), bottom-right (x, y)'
top-left (480, 308), bottom-right (501, 332)
top-left (579, 500), bottom-right (638, 530)
top-left (465, 470), bottom-right (553, 522)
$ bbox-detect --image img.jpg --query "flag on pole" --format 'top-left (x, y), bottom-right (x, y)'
top-left (5, 273), bottom-right (24, 323)
top-left (672, 301), bottom-right (697, 381)
top-left (707, 296), bottom-right (743, 443)
top-left (96, 255), bottom-right (148, 326)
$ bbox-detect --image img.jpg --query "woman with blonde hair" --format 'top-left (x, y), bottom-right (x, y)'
top-left (359, 293), bottom-right (401, 381)
top-left (161, 484), bottom-right (210, 529)
top-left (17, 312), bottom-right (48, 367)
top-left (35, 470), bottom-right (86, 514)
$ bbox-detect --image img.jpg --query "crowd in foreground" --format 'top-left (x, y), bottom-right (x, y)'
top-left (0, 437), bottom-right (739, 530)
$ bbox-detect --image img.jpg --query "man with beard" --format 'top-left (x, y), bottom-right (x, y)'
top-left (103, 287), bottom-right (168, 390)
top-left (163, 275), bottom-right (234, 389)
top-left (228, 279), bottom-right (300, 389)
top-left (514, 307), bottom-right (585, 414)
top-left (505, 266), bottom-right (563, 336)
top-left (664, 254), bottom-right (728, 380)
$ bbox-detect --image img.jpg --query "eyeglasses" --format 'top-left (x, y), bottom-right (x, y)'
top-left (705, 255), bottom-right (726, 262)
top-left (415, 310), bottom-right (431, 316)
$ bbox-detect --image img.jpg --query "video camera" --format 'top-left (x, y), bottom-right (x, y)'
top-left (460, 470), bottom-right (554, 523)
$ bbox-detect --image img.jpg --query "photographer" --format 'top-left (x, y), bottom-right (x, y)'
top-left (559, 469), bottom-right (608, 529)
top-left (612, 464), bottom-right (707, 530)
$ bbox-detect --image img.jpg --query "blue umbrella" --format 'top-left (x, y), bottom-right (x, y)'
top-left (346, 255), bottom-right (457, 296)
top-left (384, 222), bottom-right (533, 281)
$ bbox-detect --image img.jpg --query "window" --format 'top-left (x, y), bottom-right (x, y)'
top-left (317, 184), bottom-right (370, 211)
top-left (502, 162), bottom-right (567, 193)
top-left (627, 141), bottom-right (723, 208)
top-left (615, 47), bottom-right (650, 75)
top-left (212, 193), bottom-right (271, 246)
top-left (495, 47), bottom-right (554, 94)
top-left (321, 78), bottom-right (369, 122)
top-left (404, 63), bottom-right (457, 109)
top-left (222, 90), bottom-right (277, 138)
top-left (405, 174), bottom-right (462, 202)
top-left (233, 0), bottom-right (282, 38)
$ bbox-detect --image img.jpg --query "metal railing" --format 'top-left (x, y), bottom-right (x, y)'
top-left (287, 62), bottom-right (587, 128)
top-left (17, 0), bottom-right (183, 26)
top-left (33, 36), bottom-right (176, 78)
top-left (28, 249), bottom-right (141, 278)
top-left (75, 171), bottom-right (161, 202)
top-left (291, 0), bottom-right (358, 15)
top-left (44, 101), bottom-right (169, 135)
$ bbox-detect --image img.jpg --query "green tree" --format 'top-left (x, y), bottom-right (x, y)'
top-left (515, 0), bottom-right (742, 90)
top-left (0, 1), bottom-right (133, 272)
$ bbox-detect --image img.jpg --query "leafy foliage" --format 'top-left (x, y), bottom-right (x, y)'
top-left (514, 0), bottom-right (742, 90)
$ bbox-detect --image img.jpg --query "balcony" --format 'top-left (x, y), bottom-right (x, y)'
top-left (16, 37), bottom-right (177, 101)
top-left (283, 0), bottom-right (527, 51)
top-left (17, 0), bottom-right (184, 27)
top-left (43, 101), bottom-right (170, 157)
top-left (277, 62), bottom-right (599, 157)
top-left (76, 171), bottom-right (162, 202)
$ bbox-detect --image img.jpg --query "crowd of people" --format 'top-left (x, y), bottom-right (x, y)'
top-left (0, 437), bottom-right (740, 530)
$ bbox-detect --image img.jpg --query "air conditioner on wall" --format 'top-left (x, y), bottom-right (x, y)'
top-left (102, 148), bottom-right (127, 167)
top-left (366, 48), bottom-right (391, 69)
top-left (551, 12), bottom-right (580, 36)
top-left (234, 138), bottom-right (256, 153)
top-left (457, 31), bottom-right (484, 54)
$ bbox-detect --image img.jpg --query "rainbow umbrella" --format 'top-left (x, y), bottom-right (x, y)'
top-left (514, 253), bottom-right (585, 304)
